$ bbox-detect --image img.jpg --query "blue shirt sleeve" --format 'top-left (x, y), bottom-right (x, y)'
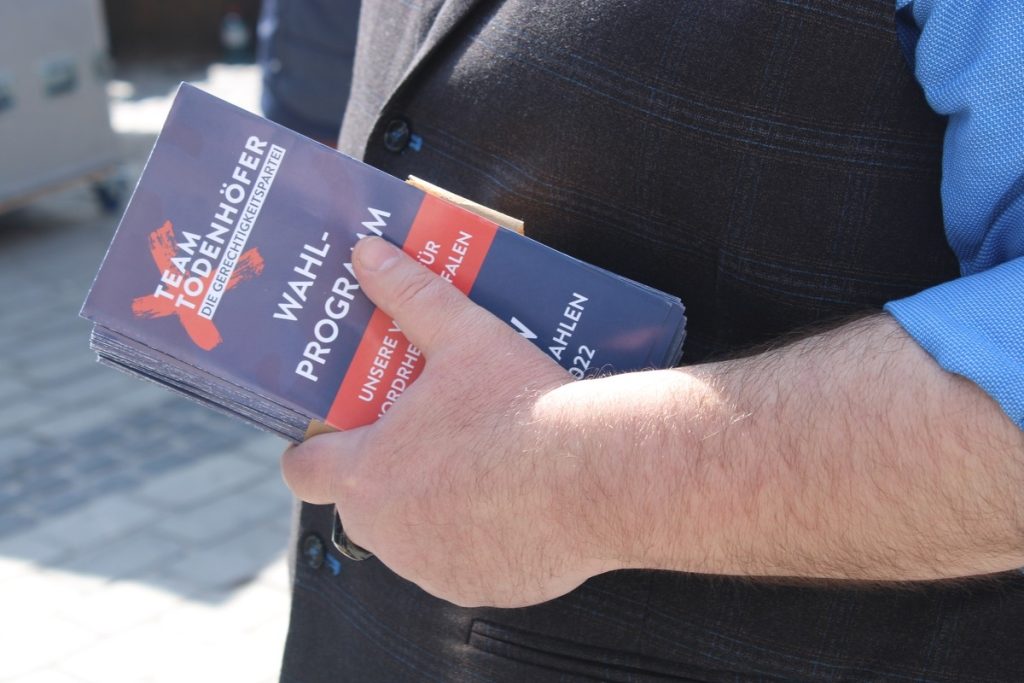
top-left (885, 0), bottom-right (1024, 429)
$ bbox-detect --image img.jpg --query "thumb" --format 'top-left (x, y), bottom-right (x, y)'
top-left (281, 430), bottom-right (365, 505)
top-left (352, 236), bottom-right (496, 357)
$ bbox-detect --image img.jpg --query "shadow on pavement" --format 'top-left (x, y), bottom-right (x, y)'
top-left (0, 60), bottom-right (293, 605)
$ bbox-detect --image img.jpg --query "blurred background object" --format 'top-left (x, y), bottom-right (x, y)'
top-left (102, 0), bottom-right (261, 60)
top-left (222, 4), bottom-right (255, 64)
top-left (0, 2), bottom-right (304, 681)
top-left (0, 0), bottom-right (123, 214)
top-left (0, 0), bottom-right (270, 216)
top-left (258, 0), bottom-right (360, 145)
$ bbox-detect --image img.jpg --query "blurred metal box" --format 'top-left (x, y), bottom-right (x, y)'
top-left (0, 0), bottom-right (119, 211)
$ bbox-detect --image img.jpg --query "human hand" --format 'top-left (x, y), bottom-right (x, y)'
top-left (282, 237), bottom-right (621, 607)
top-left (287, 237), bottom-right (1024, 590)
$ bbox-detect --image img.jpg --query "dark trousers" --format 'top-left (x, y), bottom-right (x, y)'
top-left (281, 503), bottom-right (1024, 682)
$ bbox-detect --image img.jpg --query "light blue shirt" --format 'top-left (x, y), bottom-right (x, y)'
top-left (885, 0), bottom-right (1024, 429)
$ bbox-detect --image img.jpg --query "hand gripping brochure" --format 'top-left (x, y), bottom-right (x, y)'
top-left (81, 85), bottom-right (686, 442)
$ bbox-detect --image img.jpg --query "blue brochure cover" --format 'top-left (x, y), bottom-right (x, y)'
top-left (82, 85), bottom-right (685, 436)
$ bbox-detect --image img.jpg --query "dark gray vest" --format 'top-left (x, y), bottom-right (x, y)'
top-left (282, 2), bottom-right (1024, 681)
top-left (340, 0), bottom-right (959, 361)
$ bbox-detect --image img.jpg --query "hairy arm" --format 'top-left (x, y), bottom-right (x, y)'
top-left (551, 314), bottom-right (1024, 581)
top-left (284, 238), bottom-right (1024, 607)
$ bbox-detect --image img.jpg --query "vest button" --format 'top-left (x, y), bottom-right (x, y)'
top-left (301, 533), bottom-right (325, 570)
top-left (382, 117), bottom-right (412, 152)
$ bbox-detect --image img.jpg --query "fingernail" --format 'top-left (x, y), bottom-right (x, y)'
top-left (356, 236), bottom-right (399, 272)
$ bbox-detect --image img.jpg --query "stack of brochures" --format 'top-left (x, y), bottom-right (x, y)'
top-left (81, 85), bottom-right (687, 442)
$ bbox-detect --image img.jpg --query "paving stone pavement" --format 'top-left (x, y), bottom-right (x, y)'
top-left (0, 62), bottom-right (297, 682)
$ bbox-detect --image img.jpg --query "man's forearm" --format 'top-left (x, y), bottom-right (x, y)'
top-left (285, 243), bottom-right (1024, 606)
top-left (544, 314), bottom-right (1024, 581)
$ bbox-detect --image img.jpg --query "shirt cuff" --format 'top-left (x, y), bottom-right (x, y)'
top-left (885, 257), bottom-right (1024, 429)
